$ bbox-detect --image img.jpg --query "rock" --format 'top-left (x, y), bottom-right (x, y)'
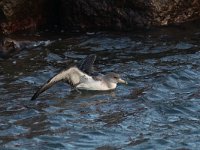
top-left (60, 0), bottom-right (200, 30)
top-left (0, 0), bottom-right (200, 34)
top-left (0, 0), bottom-right (57, 34)
top-left (0, 37), bottom-right (53, 58)
top-left (0, 37), bottom-right (16, 58)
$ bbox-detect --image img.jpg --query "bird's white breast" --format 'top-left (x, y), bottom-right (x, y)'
top-left (76, 77), bottom-right (116, 91)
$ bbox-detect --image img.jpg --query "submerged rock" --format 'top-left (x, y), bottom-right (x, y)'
top-left (0, 37), bottom-right (52, 58)
top-left (0, 37), bottom-right (16, 58)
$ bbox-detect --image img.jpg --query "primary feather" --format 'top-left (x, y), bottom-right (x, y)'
top-left (31, 54), bottom-right (97, 100)
top-left (31, 67), bottom-right (91, 100)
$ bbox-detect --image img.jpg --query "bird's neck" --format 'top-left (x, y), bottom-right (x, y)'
top-left (105, 81), bottom-right (117, 89)
top-left (102, 76), bottom-right (117, 89)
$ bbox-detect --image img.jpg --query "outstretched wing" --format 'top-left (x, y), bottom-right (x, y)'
top-left (31, 67), bottom-right (87, 100)
top-left (77, 54), bottom-right (96, 75)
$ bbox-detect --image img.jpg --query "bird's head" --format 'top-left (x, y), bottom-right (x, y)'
top-left (105, 72), bottom-right (127, 84)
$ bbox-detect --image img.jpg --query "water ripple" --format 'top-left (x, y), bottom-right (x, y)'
top-left (1, 27), bottom-right (200, 149)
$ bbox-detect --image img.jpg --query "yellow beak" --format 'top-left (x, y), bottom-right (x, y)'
top-left (118, 78), bottom-right (128, 84)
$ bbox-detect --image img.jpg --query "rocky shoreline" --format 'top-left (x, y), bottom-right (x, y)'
top-left (0, 0), bottom-right (200, 34)
top-left (1, 0), bottom-right (200, 58)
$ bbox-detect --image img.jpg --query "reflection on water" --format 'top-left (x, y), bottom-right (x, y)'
top-left (1, 24), bottom-right (200, 149)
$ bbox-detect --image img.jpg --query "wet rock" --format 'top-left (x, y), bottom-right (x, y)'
top-left (0, 37), bottom-right (52, 58)
top-left (0, 0), bottom-right (57, 34)
top-left (1, 0), bottom-right (200, 34)
top-left (60, 0), bottom-right (200, 30)
top-left (0, 38), bottom-right (16, 58)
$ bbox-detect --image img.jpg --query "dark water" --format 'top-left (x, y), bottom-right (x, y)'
top-left (1, 25), bottom-right (200, 149)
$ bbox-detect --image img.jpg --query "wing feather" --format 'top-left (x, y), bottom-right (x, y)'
top-left (31, 67), bottom-right (87, 100)
top-left (77, 54), bottom-right (96, 75)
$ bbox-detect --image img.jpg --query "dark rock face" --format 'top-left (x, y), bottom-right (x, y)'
top-left (0, 0), bottom-right (57, 34)
top-left (148, 0), bottom-right (200, 25)
top-left (60, 0), bottom-right (200, 30)
top-left (0, 0), bottom-right (200, 34)
top-left (60, 0), bottom-right (151, 30)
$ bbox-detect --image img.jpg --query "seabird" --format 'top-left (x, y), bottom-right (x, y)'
top-left (31, 54), bottom-right (127, 100)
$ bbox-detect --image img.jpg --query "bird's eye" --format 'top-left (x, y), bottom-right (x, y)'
top-left (114, 76), bottom-right (118, 79)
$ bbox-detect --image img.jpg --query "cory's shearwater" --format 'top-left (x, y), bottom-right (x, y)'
top-left (31, 54), bottom-right (127, 100)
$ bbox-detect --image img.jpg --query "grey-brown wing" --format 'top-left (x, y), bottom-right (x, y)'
top-left (77, 54), bottom-right (96, 75)
top-left (92, 75), bottom-right (103, 81)
top-left (31, 67), bottom-right (85, 100)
